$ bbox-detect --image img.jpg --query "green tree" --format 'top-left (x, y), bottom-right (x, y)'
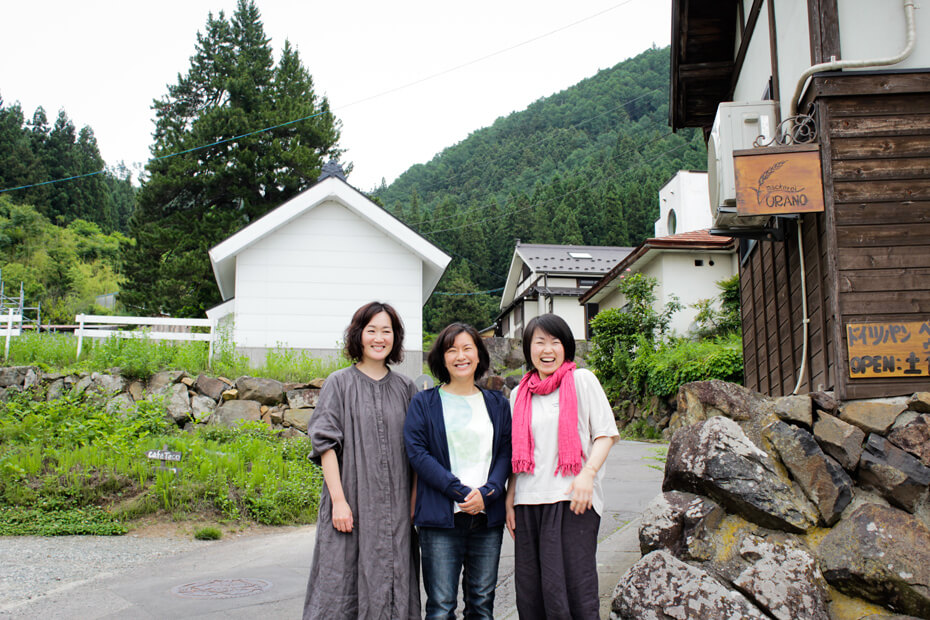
top-left (121, 0), bottom-right (341, 316)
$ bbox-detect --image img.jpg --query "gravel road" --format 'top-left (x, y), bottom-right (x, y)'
top-left (0, 534), bottom-right (200, 611)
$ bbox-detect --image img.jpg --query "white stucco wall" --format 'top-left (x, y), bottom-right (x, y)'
top-left (233, 200), bottom-right (424, 355)
top-left (655, 171), bottom-right (712, 237)
top-left (596, 250), bottom-right (738, 337)
top-left (733, 0), bottom-right (929, 123)
top-left (551, 296), bottom-right (588, 342)
top-left (732, 0), bottom-right (774, 102)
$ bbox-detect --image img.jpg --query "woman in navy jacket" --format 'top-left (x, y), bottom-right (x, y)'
top-left (404, 322), bottom-right (511, 620)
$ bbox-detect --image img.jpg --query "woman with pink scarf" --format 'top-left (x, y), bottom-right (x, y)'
top-left (505, 313), bottom-right (619, 619)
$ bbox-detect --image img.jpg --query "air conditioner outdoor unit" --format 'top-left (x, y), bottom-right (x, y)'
top-left (707, 101), bottom-right (778, 229)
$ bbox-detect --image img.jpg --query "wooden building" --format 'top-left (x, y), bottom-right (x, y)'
top-left (671, 0), bottom-right (930, 399)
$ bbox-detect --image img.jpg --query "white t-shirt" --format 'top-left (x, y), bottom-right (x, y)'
top-left (440, 389), bottom-right (493, 513)
top-left (509, 368), bottom-right (619, 516)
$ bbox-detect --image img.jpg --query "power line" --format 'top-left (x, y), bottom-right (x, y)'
top-left (0, 0), bottom-right (643, 195)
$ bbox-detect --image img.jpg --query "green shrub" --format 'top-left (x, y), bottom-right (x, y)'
top-left (0, 390), bottom-right (323, 534)
top-left (625, 334), bottom-right (743, 400)
top-left (194, 526), bottom-right (222, 540)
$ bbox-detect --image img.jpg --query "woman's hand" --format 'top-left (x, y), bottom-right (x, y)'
top-left (567, 467), bottom-right (596, 515)
top-left (332, 499), bottom-right (354, 533)
top-left (458, 488), bottom-right (485, 514)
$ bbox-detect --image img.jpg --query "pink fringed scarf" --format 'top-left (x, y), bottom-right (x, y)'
top-left (511, 361), bottom-right (585, 476)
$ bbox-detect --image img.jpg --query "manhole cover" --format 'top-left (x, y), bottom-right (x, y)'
top-left (171, 578), bottom-right (273, 599)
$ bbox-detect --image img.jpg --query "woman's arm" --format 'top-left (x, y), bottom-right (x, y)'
top-left (478, 393), bottom-right (513, 506)
top-left (505, 474), bottom-right (517, 539)
top-left (320, 448), bottom-right (353, 533)
top-left (567, 434), bottom-right (618, 515)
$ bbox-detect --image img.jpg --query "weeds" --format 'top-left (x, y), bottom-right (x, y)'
top-left (194, 526), bottom-right (222, 540)
top-left (0, 390), bottom-right (323, 535)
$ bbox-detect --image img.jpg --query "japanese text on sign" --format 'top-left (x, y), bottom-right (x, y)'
top-left (847, 321), bottom-right (930, 378)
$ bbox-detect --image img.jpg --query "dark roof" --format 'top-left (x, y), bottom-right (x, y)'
top-left (517, 243), bottom-right (634, 276)
top-left (579, 229), bottom-right (735, 304)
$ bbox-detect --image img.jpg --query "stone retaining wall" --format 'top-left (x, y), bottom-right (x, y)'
top-left (613, 380), bottom-right (930, 619)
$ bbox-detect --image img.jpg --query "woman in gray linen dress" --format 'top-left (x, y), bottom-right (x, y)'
top-left (303, 301), bottom-right (420, 619)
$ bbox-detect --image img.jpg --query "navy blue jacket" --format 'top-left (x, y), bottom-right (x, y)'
top-left (404, 387), bottom-right (512, 528)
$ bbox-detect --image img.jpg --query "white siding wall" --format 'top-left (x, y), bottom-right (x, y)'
top-left (234, 200), bottom-right (424, 354)
top-left (596, 251), bottom-right (738, 337)
top-left (656, 171), bottom-right (712, 237)
top-left (551, 296), bottom-right (588, 341)
top-left (774, 0), bottom-right (813, 117)
top-left (837, 0), bottom-right (930, 71)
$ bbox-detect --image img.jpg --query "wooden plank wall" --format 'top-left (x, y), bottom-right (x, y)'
top-left (823, 89), bottom-right (930, 399)
top-left (740, 212), bottom-right (831, 397)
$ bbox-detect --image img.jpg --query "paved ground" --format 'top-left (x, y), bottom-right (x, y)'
top-left (0, 440), bottom-right (665, 619)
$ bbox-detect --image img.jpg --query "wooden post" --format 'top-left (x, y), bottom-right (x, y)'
top-left (207, 318), bottom-right (215, 369)
top-left (3, 308), bottom-right (12, 361)
top-left (76, 313), bottom-right (85, 359)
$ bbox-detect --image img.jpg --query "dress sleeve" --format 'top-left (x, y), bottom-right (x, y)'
top-left (307, 371), bottom-right (346, 464)
top-left (575, 369), bottom-right (619, 441)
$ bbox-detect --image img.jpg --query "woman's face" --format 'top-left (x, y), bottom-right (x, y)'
top-left (360, 311), bottom-right (394, 364)
top-left (443, 330), bottom-right (479, 383)
top-left (529, 328), bottom-right (565, 380)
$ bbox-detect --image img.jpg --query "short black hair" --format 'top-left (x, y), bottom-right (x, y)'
top-left (522, 314), bottom-right (576, 371)
top-left (427, 323), bottom-right (490, 384)
top-left (343, 301), bottom-right (405, 365)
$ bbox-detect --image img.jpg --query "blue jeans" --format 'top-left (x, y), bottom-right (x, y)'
top-left (419, 512), bottom-right (504, 620)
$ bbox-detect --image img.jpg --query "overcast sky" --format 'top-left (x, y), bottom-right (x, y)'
top-left (1, 0), bottom-right (670, 192)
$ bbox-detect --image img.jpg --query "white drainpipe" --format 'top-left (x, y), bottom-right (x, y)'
top-left (790, 0), bottom-right (918, 116)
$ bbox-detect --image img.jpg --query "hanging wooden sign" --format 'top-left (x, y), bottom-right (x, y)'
top-left (846, 320), bottom-right (930, 378)
top-left (733, 144), bottom-right (824, 216)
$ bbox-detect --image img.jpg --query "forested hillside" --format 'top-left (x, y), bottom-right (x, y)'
top-left (372, 46), bottom-right (708, 332)
top-left (0, 97), bottom-right (135, 232)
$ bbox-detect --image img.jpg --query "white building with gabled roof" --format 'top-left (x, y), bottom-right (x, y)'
top-left (207, 163), bottom-right (450, 377)
top-left (496, 242), bottom-right (634, 340)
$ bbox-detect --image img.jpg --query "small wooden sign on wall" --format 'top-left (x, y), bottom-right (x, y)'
top-left (846, 320), bottom-right (930, 378)
top-left (734, 144), bottom-right (825, 216)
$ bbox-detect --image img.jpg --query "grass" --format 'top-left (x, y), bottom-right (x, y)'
top-left (6, 331), bottom-right (349, 382)
top-left (0, 389), bottom-right (325, 535)
top-left (194, 526), bottom-right (222, 540)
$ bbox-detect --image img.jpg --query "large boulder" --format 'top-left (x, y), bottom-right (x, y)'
top-left (907, 392), bottom-right (930, 414)
top-left (774, 394), bottom-right (813, 428)
top-left (0, 366), bottom-right (35, 388)
top-left (818, 503), bottom-right (930, 617)
top-left (190, 394), bottom-right (216, 423)
top-left (764, 420), bottom-right (853, 525)
top-left (887, 414), bottom-right (930, 467)
top-left (147, 370), bottom-right (186, 393)
top-left (90, 372), bottom-right (126, 395)
top-left (193, 374), bottom-right (227, 401)
top-left (671, 380), bottom-right (769, 436)
top-left (638, 491), bottom-right (725, 560)
top-left (235, 376), bottom-right (285, 406)
top-left (161, 383), bottom-right (192, 424)
top-left (664, 416), bottom-right (818, 533)
top-left (732, 536), bottom-right (830, 620)
top-left (283, 408), bottom-right (313, 432)
top-left (211, 400), bottom-right (262, 427)
top-left (840, 400), bottom-right (908, 435)
top-left (858, 434), bottom-right (930, 513)
top-left (813, 413), bottom-right (865, 471)
top-left (611, 549), bottom-right (768, 619)
top-left (286, 388), bottom-right (320, 409)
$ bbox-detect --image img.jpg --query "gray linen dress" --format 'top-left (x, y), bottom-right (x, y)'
top-left (303, 365), bottom-right (420, 619)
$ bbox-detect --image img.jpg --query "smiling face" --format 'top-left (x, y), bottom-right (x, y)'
top-left (443, 330), bottom-right (480, 384)
top-left (360, 311), bottom-right (394, 365)
top-left (529, 328), bottom-right (565, 380)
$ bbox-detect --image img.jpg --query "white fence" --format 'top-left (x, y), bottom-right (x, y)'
top-left (1, 310), bottom-right (22, 360)
top-left (75, 314), bottom-right (216, 361)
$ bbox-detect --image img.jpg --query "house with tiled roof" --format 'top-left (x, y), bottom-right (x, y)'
top-left (580, 229), bottom-right (736, 336)
top-left (496, 243), bottom-right (634, 340)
